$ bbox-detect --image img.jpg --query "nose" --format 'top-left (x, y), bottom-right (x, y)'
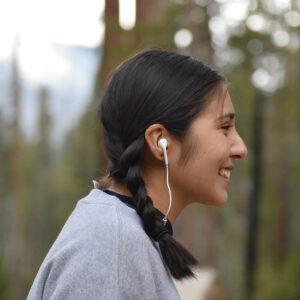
top-left (230, 130), bottom-right (248, 159)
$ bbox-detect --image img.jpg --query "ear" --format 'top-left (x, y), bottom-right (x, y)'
top-left (144, 124), bottom-right (168, 163)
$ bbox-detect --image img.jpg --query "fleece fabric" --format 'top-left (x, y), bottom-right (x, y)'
top-left (27, 188), bottom-right (180, 300)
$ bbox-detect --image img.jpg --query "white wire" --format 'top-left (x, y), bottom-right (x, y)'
top-left (92, 180), bottom-right (99, 189)
top-left (162, 164), bottom-right (172, 225)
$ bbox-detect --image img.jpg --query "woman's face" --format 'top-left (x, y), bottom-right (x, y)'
top-left (171, 87), bottom-right (247, 207)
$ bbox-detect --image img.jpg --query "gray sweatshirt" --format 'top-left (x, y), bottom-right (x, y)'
top-left (27, 189), bottom-right (180, 300)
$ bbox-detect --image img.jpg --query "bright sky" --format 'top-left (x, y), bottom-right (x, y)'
top-left (0, 0), bottom-right (105, 83)
top-left (0, 0), bottom-right (140, 83)
top-left (0, 0), bottom-right (105, 49)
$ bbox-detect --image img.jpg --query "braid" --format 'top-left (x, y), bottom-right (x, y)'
top-left (119, 136), bottom-right (156, 231)
top-left (120, 136), bottom-right (198, 280)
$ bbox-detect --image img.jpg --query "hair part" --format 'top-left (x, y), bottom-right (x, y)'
top-left (99, 49), bottom-right (224, 279)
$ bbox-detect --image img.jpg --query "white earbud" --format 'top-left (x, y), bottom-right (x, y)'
top-left (158, 138), bottom-right (168, 166)
top-left (158, 138), bottom-right (172, 225)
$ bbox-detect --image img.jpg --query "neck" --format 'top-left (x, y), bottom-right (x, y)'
top-left (108, 166), bottom-right (189, 225)
top-left (108, 181), bottom-right (132, 198)
top-left (142, 164), bottom-right (189, 224)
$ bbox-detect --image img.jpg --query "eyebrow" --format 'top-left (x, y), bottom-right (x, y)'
top-left (215, 112), bottom-right (236, 121)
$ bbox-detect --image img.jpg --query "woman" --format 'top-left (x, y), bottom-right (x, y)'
top-left (28, 49), bottom-right (247, 299)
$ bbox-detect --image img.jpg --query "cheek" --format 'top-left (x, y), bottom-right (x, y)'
top-left (173, 132), bottom-right (229, 175)
top-left (207, 137), bottom-right (230, 163)
top-left (192, 135), bottom-right (229, 167)
top-left (183, 136), bottom-right (231, 189)
top-left (171, 139), bottom-right (230, 205)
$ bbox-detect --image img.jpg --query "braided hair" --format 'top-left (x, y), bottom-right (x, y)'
top-left (99, 49), bottom-right (224, 279)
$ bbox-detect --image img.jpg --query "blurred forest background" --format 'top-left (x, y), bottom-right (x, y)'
top-left (0, 0), bottom-right (300, 299)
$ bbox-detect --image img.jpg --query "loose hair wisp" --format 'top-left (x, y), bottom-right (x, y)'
top-left (99, 49), bottom-right (224, 279)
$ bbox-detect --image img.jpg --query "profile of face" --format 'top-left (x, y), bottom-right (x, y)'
top-left (170, 85), bottom-right (247, 207)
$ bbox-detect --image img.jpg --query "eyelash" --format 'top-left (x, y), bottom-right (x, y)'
top-left (221, 125), bottom-right (232, 130)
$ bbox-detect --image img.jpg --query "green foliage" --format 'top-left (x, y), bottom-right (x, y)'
top-left (0, 258), bottom-right (11, 300)
top-left (255, 241), bottom-right (300, 300)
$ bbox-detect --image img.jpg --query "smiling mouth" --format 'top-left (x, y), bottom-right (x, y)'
top-left (218, 168), bottom-right (231, 179)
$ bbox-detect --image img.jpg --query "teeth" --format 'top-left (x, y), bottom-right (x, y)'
top-left (219, 168), bottom-right (230, 179)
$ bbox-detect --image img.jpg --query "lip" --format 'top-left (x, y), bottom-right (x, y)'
top-left (219, 175), bottom-right (231, 185)
top-left (221, 165), bottom-right (234, 171)
top-left (218, 165), bottom-right (234, 185)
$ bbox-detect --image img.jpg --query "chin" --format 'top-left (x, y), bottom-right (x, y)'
top-left (194, 190), bottom-right (228, 207)
top-left (210, 193), bottom-right (228, 207)
top-left (197, 196), bottom-right (227, 207)
top-left (213, 200), bottom-right (227, 207)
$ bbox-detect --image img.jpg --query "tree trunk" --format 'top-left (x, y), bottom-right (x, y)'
top-left (276, 135), bottom-right (290, 264)
top-left (100, 0), bottom-right (121, 88)
top-left (245, 92), bottom-right (265, 300)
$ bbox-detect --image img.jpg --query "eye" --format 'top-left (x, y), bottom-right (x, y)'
top-left (221, 125), bottom-right (232, 131)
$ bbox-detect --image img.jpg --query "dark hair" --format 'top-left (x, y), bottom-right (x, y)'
top-left (99, 49), bottom-right (224, 279)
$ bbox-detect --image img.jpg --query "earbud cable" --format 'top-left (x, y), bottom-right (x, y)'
top-left (162, 163), bottom-right (172, 225)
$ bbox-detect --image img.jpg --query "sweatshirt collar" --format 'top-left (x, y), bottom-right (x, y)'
top-left (104, 189), bottom-right (173, 236)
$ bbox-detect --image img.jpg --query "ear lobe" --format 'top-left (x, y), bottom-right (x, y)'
top-left (144, 124), bottom-right (167, 162)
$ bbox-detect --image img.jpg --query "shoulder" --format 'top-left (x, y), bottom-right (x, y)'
top-left (28, 189), bottom-right (143, 299)
top-left (45, 189), bottom-right (147, 261)
top-left (28, 189), bottom-right (179, 300)
top-left (76, 189), bottom-right (147, 244)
